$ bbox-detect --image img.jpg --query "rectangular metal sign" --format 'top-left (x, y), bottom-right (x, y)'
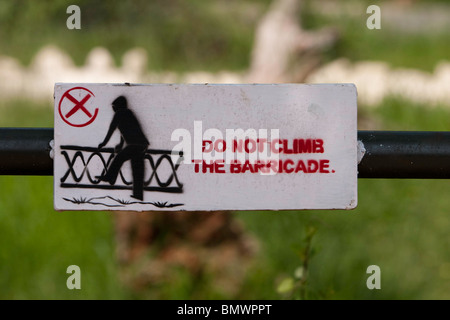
top-left (54, 83), bottom-right (357, 211)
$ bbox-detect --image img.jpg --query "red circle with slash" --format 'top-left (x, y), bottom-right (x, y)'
top-left (59, 87), bottom-right (99, 127)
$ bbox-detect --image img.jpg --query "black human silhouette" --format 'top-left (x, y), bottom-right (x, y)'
top-left (97, 96), bottom-right (149, 200)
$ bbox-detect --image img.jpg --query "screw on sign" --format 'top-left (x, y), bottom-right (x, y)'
top-left (58, 87), bottom-right (98, 127)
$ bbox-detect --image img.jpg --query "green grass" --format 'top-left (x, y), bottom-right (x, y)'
top-left (0, 100), bottom-right (53, 127)
top-left (236, 178), bottom-right (450, 299)
top-left (301, 0), bottom-right (450, 72)
top-left (0, 100), bottom-right (130, 299)
top-left (0, 175), bottom-right (129, 299)
top-left (234, 98), bottom-right (450, 299)
top-left (1, 97), bottom-right (450, 299)
top-left (374, 97), bottom-right (450, 131)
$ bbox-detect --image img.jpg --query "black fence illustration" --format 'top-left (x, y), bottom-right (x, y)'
top-left (59, 145), bottom-right (184, 193)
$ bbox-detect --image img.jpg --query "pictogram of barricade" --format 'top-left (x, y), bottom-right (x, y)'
top-left (59, 145), bottom-right (183, 193)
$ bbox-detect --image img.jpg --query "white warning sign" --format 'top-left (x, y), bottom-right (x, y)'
top-left (54, 83), bottom-right (358, 211)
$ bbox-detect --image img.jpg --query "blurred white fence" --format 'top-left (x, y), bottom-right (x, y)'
top-left (0, 45), bottom-right (449, 108)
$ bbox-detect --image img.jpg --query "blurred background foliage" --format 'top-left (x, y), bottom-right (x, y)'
top-left (0, 0), bottom-right (450, 299)
top-left (1, 0), bottom-right (449, 71)
top-left (0, 0), bottom-right (270, 71)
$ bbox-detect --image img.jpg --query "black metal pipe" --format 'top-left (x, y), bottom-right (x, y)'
top-left (0, 128), bottom-right (450, 178)
top-left (0, 128), bottom-right (53, 175)
top-left (358, 131), bottom-right (450, 179)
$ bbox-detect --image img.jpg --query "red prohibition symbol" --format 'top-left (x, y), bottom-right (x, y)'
top-left (59, 87), bottom-right (99, 127)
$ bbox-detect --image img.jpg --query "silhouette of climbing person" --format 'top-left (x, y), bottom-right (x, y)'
top-left (97, 96), bottom-right (149, 200)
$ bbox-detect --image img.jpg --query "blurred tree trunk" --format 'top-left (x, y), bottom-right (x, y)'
top-left (247, 0), bottom-right (338, 83)
top-left (114, 210), bottom-right (256, 294)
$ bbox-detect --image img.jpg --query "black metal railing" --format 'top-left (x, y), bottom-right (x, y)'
top-left (1, 128), bottom-right (450, 179)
